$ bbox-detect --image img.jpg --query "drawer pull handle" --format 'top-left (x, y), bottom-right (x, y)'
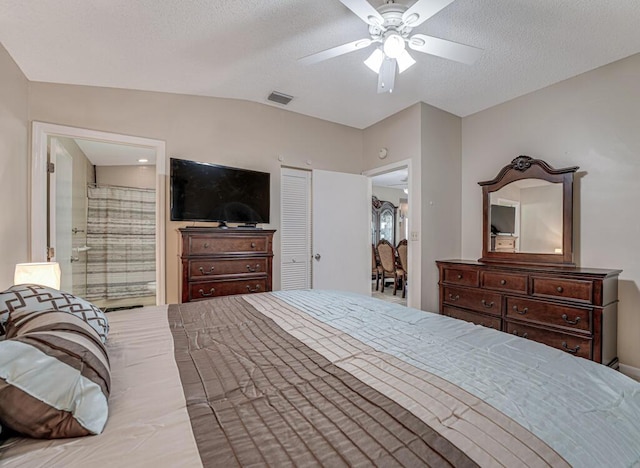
top-left (251, 242), bottom-right (256, 248)
top-left (561, 314), bottom-right (581, 325)
top-left (247, 285), bottom-right (261, 293)
top-left (198, 266), bottom-right (215, 275)
top-left (512, 305), bottom-right (528, 315)
top-left (448, 293), bottom-right (460, 302)
top-left (456, 274), bottom-right (463, 279)
top-left (246, 264), bottom-right (260, 272)
top-left (198, 288), bottom-right (215, 297)
top-left (556, 286), bottom-right (564, 293)
top-left (500, 279), bottom-right (506, 285)
top-left (512, 330), bottom-right (528, 339)
top-left (561, 341), bottom-right (580, 354)
top-left (481, 299), bottom-right (494, 309)
top-left (203, 242), bottom-right (210, 249)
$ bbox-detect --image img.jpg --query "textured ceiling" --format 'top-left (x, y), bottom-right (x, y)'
top-left (2, 0), bottom-right (640, 129)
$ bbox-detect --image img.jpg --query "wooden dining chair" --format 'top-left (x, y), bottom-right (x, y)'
top-left (376, 239), bottom-right (403, 295)
top-left (371, 244), bottom-right (382, 290)
top-left (396, 239), bottom-right (408, 298)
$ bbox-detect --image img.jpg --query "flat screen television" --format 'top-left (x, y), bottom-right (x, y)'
top-left (490, 204), bottom-right (516, 235)
top-left (170, 158), bottom-right (270, 225)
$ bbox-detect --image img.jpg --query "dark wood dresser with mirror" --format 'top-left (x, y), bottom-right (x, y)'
top-left (437, 156), bottom-right (621, 367)
top-left (180, 227), bottom-right (275, 303)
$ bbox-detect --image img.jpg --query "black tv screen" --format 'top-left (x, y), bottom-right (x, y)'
top-left (490, 204), bottom-right (516, 234)
top-left (170, 158), bottom-right (270, 224)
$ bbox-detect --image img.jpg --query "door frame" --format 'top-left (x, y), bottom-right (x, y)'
top-left (30, 122), bottom-right (167, 305)
top-left (363, 158), bottom-right (419, 309)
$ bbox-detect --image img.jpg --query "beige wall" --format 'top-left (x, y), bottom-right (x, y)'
top-left (372, 186), bottom-right (405, 207)
top-left (96, 165), bottom-right (156, 189)
top-left (363, 104), bottom-right (422, 308)
top-left (363, 102), bottom-right (463, 312)
top-left (0, 43), bottom-right (29, 289)
top-left (462, 53), bottom-right (640, 368)
top-left (419, 103), bottom-right (462, 312)
top-left (28, 83), bottom-right (364, 303)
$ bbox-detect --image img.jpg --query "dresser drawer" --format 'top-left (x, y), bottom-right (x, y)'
top-left (443, 306), bottom-right (501, 330)
top-left (188, 278), bottom-right (268, 301)
top-left (505, 322), bottom-right (591, 359)
top-left (505, 297), bottom-right (591, 333)
top-left (442, 267), bottom-right (479, 287)
top-left (531, 276), bottom-right (593, 303)
top-left (187, 235), bottom-right (269, 255)
top-left (443, 286), bottom-right (501, 316)
top-left (188, 258), bottom-right (268, 279)
top-left (494, 237), bottom-right (516, 252)
top-left (481, 271), bottom-right (528, 293)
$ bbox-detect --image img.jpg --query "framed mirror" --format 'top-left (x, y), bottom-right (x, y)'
top-left (479, 156), bottom-right (578, 265)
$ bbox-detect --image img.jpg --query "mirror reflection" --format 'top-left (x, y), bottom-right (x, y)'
top-left (489, 179), bottom-right (563, 254)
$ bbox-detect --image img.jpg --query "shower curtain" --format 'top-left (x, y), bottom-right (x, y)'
top-left (86, 185), bottom-right (156, 301)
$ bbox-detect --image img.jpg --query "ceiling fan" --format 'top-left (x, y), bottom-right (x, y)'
top-left (299, 0), bottom-right (482, 94)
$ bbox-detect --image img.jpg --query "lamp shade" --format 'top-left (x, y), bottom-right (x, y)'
top-left (14, 262), bottom-right (61, 290)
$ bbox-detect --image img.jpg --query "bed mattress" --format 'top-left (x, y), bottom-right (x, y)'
top-left (2, 290), bottom-right (639, 467)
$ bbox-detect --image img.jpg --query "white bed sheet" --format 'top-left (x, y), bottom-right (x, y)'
top-left (0, 305), bottom-right (202, 468)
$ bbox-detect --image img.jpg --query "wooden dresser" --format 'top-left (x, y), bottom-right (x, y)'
top-left (436, 260), bottom-right (621, 367)
top-left (180, 227), bottom-right (275, 303)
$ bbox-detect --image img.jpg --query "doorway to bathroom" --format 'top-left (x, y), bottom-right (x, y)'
top-left (31, 122), bottom-right (166, 308)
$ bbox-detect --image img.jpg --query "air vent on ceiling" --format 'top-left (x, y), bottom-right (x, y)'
top-left (267, 91), bottom-right (293, 105)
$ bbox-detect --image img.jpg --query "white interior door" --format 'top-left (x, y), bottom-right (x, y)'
top-left (312, 169), bottom-right (370, 295)
top-left (49, 138), bottom-right (73, 291)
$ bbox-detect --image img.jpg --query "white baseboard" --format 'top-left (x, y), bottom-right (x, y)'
top-left (619, 363), bottom-right (640, 382)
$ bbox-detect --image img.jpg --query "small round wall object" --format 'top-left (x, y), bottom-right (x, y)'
top-left (378, 147), bottom-right (388, 159)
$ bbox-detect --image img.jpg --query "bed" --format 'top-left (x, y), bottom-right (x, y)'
top-left (1, 290), bottom-right (640, 467)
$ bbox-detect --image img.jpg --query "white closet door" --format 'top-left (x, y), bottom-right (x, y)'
top-left (280, 168), bottom-right (311, 290)
top-left (312, 169), bottom-right (370, 295)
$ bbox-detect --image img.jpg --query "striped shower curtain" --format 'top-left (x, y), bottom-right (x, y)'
top-left (86, 185), bottom-right (156, 300)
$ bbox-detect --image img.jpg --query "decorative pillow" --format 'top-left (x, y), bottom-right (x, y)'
top-left (0, 309), bottom-right (110, 438)
top-left (0, 284), bottom-right (109, 343)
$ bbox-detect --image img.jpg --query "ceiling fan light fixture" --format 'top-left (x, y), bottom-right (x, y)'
top-left (364, 48), bottom-right (385, 73)
top-left (396, 49), bottom-right (416, 73)
top-left (383, 33), bottom-right (405, 59)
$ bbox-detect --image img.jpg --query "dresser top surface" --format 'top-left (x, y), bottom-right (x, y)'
top-left (179, 227), bottom-right (276, 234)
top-left (437, 259), bottom-right (622, 277)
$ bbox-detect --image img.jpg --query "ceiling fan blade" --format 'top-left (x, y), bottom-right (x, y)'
top-left (339, 0), bottom-right (384, 26)
top-left (408, 34), bottom-right (482, 65)
top-left (377, 58), bottom-right (397, 94)
top-left (402, 0), bottom-right (455, 27)
top-left (299, 38), bottom-right (373, 65)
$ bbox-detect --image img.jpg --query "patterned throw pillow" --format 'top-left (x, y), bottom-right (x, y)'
top-left (0, 284), bottom-right (109, 343)
top-left (0, 309), bottom-right (110, 438)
